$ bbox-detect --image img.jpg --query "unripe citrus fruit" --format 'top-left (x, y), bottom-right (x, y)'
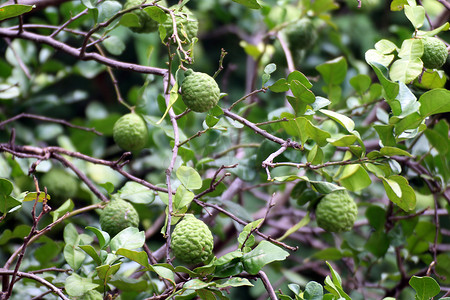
top-left (171, 214), bottom-right (214, 265)
top-left (41, 168), bottom-right (78, 200)
top-left (162, 6), bottom-right (198, 43)
top-left (181, 69), bottom-right (220, 112)
top-left (284, 18), bottom-right (318, 50)
top-left (421, 37), bottom-right (448, 69)
top-left (315, 190), bottom-right (357, 233)
top-left (124, 0), bottom-right (167, 33)
top-left (100, 198), bottom-right (139, 237)
top-left (79, 290), bottom-right (103, 300)
top-left (113, 113), bottom-right (148, 151)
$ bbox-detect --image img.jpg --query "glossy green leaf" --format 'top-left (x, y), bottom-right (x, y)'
top-left (419, 88), bottom-right (450, 117)
top-left (215, 277), bottom-right (253, 288)
top-left (242, 240), bottom-right (289, 275)
top-left (288, 70), bottom-right (313, 89)
top-left (414, 69), bottom-right (446, 90)
top-left (349, 74), bottom-right (371, 95)
top-left (116, 248), bottom-right (150, 269)
top-left (424, 120), bottom-right (449, 155)
top-left (389, 58), bottom-right (423, 83)
top-left (365, 49), bottom-right (395, 67)
top-left (290, 80), bottom-right (315, 104)
top-left (110, 227), bottom-right (145, 252)
top-left (144, 6), bottom-right (167, 23)
top-left (269, 78), bottom-right (289, 92)
top-left (0, 4), bottom-right (34, 21)
top-left (404, 5), bottom-right (425, 29)
top-left (374, 125), bottom-right (396, 147)
top-left (316, 56), bottom-right (347, 85)
top-left (409, 276), bottom-right (440, 300)
top-left (64, 243), bottom-right (86, 271)
top-left (277, 213), bottom-right (310, 242)
top-left (319, 109), bottom-right (355, 132)
top-left (97, 262), bottom-right (122, 282)
top-left (365, 230), bottom-right (390, 257)
top-left (231, 0), bottom-right (261, 9)
top-left (119, 181), bottom-right (155, 204)
top-left (51, 199), bottom-right (74, 223)
top-left (174, 185), bottom-right (195, 211)
top-left (304, 281), bottom-right (324, 300)
top-left (367, 62), bottom-right (399, 101)
top-left (398, 38), bottom-right (423, 59)
top-left (85, 226), bottom-right (110, 249)
top-left (374, 39), bottom-right (398, 54)
top-left (23, 192), bottom-right (50, 202)
top-left (382, 175), bottom-right (416, 211)
top-left (380, 146), bottom-right (412, 157)
top-left (79, 245), bottom-right (102, 266)
top-left (176, 165), bottom-right (203, 190)
top-left (0, 178), bottom-right (21, 214)
top-left (338, 164), bottom-right (372, 192)
top-left (65, 274), bottom-right (99, 297)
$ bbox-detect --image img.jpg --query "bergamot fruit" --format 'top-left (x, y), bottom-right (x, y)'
top-left (421, 37), bottom-right (448, 69)
top-left (79, 290), bottom-right (103, 300)
top-left (100, 198), bottom-right (139, 237)
top-left (124, 0), bottom-right (167, 33)
top-left (41, 168), bottom-right (78, 200)
top-left (284, 18), bottom-right (318, 50)
top-left (315, 190), bottom-right (357, 233)
top-left (181, 69), bottom-right (220, 112)
top-left (162, 6), bottom-right (198, 43)
top-left (171, 214), bottom-right (214, 265)
top-left (113, 113), bottom-right (148, 151)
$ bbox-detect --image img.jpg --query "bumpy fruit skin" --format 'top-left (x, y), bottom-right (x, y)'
top-left (113, 113), bottom-right (148, 151)
top-left (79, 290), bottom-right (103, 300)
top-left (284, 18), bottom-right (318, 50)
top-left (421, 37), bottom-right (448, 69)
top-left (124, 0), bottom-right (167, 33)
top-left (100, 198), bottom-right (139, 237)
top-left (171, 214), bottom-right (214, 265)
top-left (315, 190), bottom-right (358, 233)
top-left (41, 168), bottom-right (78, 200)
top-left (162, 6), bottom-right (198, 43)
top-left (181, 69), bottom-right (220, 112)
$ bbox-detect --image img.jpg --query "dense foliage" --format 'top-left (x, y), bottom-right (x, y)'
top-left (0, 0), bottom-right (450, 299)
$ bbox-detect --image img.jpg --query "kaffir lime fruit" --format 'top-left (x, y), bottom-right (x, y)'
top-left (315, 190), bottom-right (357, 233)
top-left (79, 290), bottom-right (103, 300)
top-left (162, 6), bottom-right (198, 43)
top-left (421, 37), bottom-right (448, 69)
top-left (41, 168), bottom-right (78, 200)
top-left (124, 0), bottom-right (167, 33)
top-left (171, 214), bottom-right (214, 265)
top-left (100, 198), bottom-right (139, 237)
top-left (284, 18), bottom-right (318, 50)
top-left (181, 69), bottom-right (220, 112)
top-left (113, 113), bottom-right (148, 151)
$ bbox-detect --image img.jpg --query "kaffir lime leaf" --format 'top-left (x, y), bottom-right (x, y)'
top-left (181, 69), bottom-right (220, 112)
top-left (113, 113), bottom-right (148, 151)
top-left (171, 214), bottom-right (214, 265)
top-left (421, 37), bottom-right (448, 69)
top-left (100, 198), bottom-right (139, 237)
top-left (315, 190), bottom-right (358, 233)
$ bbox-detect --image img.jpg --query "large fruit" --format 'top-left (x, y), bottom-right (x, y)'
top-left (171, 214), bottom-right (214, 265)
top-left (162, 6), bottom-right (198, 43)
top-left (284, 18), bottom-right (318, 50)
top-left (100, 198), bottom-right (139, 237)
top-left (181, 69), bottom-right (220, 112)
top-left (124, 0), bottom-right (167, 33)
top-left (41, 168), bottom-right (78, 200)
top-left (113, 113), bottom-right (148, 151)
top-left (421, 37), bottom-right (448, 69)
top-left (315, 190), bottom-right (357, 233)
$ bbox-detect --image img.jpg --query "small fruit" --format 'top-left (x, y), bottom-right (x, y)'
top-left (162, 6), bottom-right (198, 43)
top-left (421, 37), bottom-right (448, 69)
top-left (315, 190), bottom-right (358, 233)
top-left (171, 214), bottom-right (214, 265)
top-left (79, 290), bottom-right (103, 300)
top-left (124, 0), bottom-right (167, 33)
top-left (284, 18), bottom-right (318, 50)
top-left (113, 113), bottom-right (148, 151)
top-left (100, 198), bottom-right (139, 237)
top-left (181, 69), bottom-right (220, 112)
top-left (41, 168), bottom-right (78, 200)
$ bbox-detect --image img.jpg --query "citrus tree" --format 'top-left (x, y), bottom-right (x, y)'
top-left (0, 0), bottom-right (449, 299)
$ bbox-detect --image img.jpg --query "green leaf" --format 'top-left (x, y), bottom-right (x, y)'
top-left (97, 1), bottom-right (122, 23)
top-left (0, 4), bottom-right (34, 21)
top-left (374, 39), bottom-right (398, 54)
top-left (144, 6), bottom-right (167, 23)
top-left (65, 274), bottom-right (99, 297)
top-left (231, 0), bottom-right (261, 9)
top-left (23, 192), bottom-right (50, 202)
top-left (316, 56), bottom-right (347, 85)
top-left (327, 135), bottom-right (357, 147)
top-left (0, 178), bottom-right (21, 214)
top-left (398, 38), bottom-right (423, 59)
top-left (417, 22), bottom-right (450, 37)
top-left (319, 109), bottom-right (355, 132)
top-left (288, 70), bottom-right (313, 89)
top-left (380, 146), bottom-right (412, 157)
top-left (382, 175), bottom-right (416, 211)
top-left (365, 49), bottom-right (395, 67)
top-left (120, 13), bottom-right (140, 27)
top-left (424, 120), bottom-right (449, 155)
top-left (79, 245), bottom-right (102, 266)
top-left (118, 181), bottom-right (155, 204)
top-left (174, 185), bottom-right (195, 211)
top-left (312, 248), bottom-right (345, 260)
top-left (176, 166), bottom-right (202, 190)
top-left (64, 243), bottom-right (86, 271)
top-left (365, 230), bottom-right (390, 257)
top-left (157, 81), bottom-right (179, 124)
top-left (215, 250), bottom-right (244, 266)
top-left (110, 227), bottom-right (145, 252)
top-left (51, 199), bottom-right (74, 222)
top-left (97, 262), bottom-right (122, 283)
top-left (287, 96), bottom-right (308, 117)
top-left (324, 262), bottom-right (351, 300)
top-left (367, 62), bottom-right (399, 101)
top-left (349, 74), bottom-right (371, 95)
top-left (304, 281), bottom-right (324, 300)
top-left (116, 248), bottom-right (150, 269)
top-left (414, 69), bottom-right (446, 90)
top-left (264, 63), bottom-right (276, 75)
top-left (184, 279), bottom-right (215, 290)
top-left (389, 58), bottom-right (423, 83)
top-left (338, 165), bottom-right (372, 192)
top-left (81, 0), bottom-right (97, 9)
top-left (409, 276), bottom-right (440, 300)
top-left (277, 213), bottom-right (310, 242)
top-left (85, 226), bottom-right (110, 249)
top-left (290, 80), bottom-right (315, 104)
top-left (419, 88), bottom-right (450, 117)
top-left (404, 5), bottom-right (425, 29)
top-left (269, 78), bottom-right (289, 93)
top-left (215, 277), bottom-right (253, 288)
top-left (103, 36), bottom-right (125, 56)
top-left (242, 240), bottom-right (290, 275)
top-left (374, 125), bottom-right (397, 147)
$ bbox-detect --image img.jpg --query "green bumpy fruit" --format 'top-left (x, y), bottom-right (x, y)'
top-left (124, 0), bottom-right (167, 33)
top-left (181, 69), bottom-right (220, 112)
top-left (171, 214), bottom-right (214, 265)
top-left (113, 113), bottom-right (148, 151)
top-left (41, 168), bottom-right (78, 200)
top-left (315, 190), bottom-right (357, 233)
top-left (79, 290), bottom-right (103, 300)
top-left (162, 6), bottom-right (198, 43)
top-left (284, 18), bottom-right (318, 50)
top-left (421, 37), bottom-right (448, 69)
top-left (100, 198), bottom-right (139, 237)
